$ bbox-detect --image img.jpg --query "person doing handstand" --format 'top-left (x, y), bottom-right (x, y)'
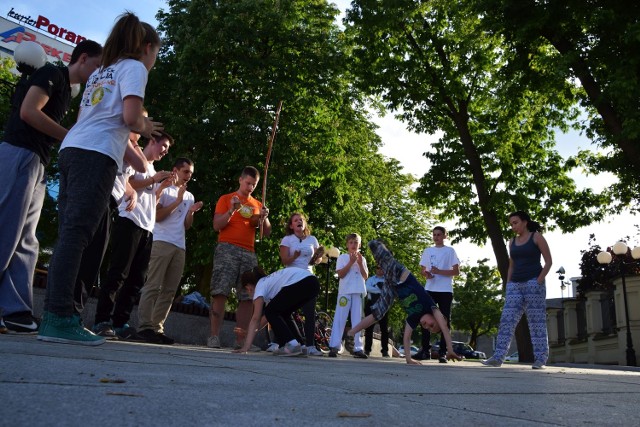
top-left (348, 239), bottom-right (462, 365)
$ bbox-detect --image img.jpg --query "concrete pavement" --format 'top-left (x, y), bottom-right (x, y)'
top-left (2, 334), bottom-right (640, 426)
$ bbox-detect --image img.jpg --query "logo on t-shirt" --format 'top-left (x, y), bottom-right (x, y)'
top-left (239, 205), bottom-right (253, 218)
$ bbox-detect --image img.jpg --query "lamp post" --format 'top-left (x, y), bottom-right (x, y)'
top-left (320, 246), bottom-right (340, 312)
top-left (597, 241), bottom-right (639, 367)
top-left (556, 266), bottom-right (569, 301)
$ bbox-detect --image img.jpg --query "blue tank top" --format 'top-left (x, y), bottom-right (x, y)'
top-left (510, 233), bottom-right (542, 282)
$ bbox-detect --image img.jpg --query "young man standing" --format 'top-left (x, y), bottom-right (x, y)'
top-left (92, 132), bottom-right (173, 339)
top-left (415, 226), bottom-right (460, 362)
top-left (0, 40), bottom-right (102, 333)
top-left (136, 158), bottom-right (203, 344)
top-left (208, 166), bottom-right (271, 349)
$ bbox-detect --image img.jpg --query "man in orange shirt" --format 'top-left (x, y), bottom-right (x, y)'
top-left (208, 166), bottom-right (271, 349)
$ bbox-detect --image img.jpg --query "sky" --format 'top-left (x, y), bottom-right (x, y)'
top-left (7, 0), bottom-right (639, 299)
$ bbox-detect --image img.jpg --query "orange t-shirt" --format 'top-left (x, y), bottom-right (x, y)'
top-left (215, 192), bottom-right (262, 251)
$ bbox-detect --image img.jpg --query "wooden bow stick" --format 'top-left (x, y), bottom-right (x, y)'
top-left (260, 100), bottom-right (283, 240)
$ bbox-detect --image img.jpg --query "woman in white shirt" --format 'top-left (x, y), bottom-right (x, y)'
top-left (279, 213), bottom-right (324, 355)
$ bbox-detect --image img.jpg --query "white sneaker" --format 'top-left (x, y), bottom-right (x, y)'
top-left (207, 336), bottom-right (221, 348)
top-left (266, 342), bottom-right (279, 352)
top-left (307, 347), bottom-right (324, 356)
top-left (532, 361), bottom-right (546, 370)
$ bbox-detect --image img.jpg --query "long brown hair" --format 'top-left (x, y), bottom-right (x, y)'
top-left (100, 12), bottom-right (160, 68)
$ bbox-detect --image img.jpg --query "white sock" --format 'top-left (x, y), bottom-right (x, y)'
top-left (287, 339), bottom-right (299, 347)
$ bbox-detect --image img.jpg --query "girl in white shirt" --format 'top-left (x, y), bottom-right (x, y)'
top-left (279, 213), bottom-right (324, 355)
top-left (40, 13), bottom-right (163, 346)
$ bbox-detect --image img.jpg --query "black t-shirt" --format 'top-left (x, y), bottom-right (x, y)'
top-left (3, 63), bottom-right (71, 165)
top-left (396, 277), bottom-right (438, 329)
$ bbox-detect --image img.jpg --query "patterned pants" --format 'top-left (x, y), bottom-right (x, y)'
top-left (492, 278), bottom-right (549, 363)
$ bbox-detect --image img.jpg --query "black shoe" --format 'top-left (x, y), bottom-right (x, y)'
top-left (328, 348), bottom-right (338, 358)
top-left (4, 312), bottom-right (39, 334)
top-left (156, 332), bottom-right (175, 345)
top-left (413, 349), bottom-right (431, 361)
top-left (438, 355), bottom-right (448, 363)
top-left (136, 328), bottom-right (163, 344)
top-left (353, 350), bottom-right (368, 359)
top-left (382, 353), bottom-right (390, 358)
top-left (115, 325), bottom-right (139, 340)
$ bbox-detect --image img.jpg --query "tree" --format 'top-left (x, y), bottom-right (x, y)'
top-left (148, 0), bottom-right (436, 319)
top-left (344, 0), bottom-right (610, 361)
top-left (472, 0), bottom-right (640, 206)
top-left (0, 57), bottom-right (19, 140)
top-left (452, 260), bottom-right (503, 350)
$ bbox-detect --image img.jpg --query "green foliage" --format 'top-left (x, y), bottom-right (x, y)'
top-left (0, 57), bottom-right (19, 141)
top-left (147, 0), bottom-right (435, 307)
top-left (451, 259), bottom-right (503, 349)
top-left (344, 0), bottom-right (611, 284)
top-left (471, 0), bottom-right (640, 207)
top-left (577, 233), bottom-right (640, 296)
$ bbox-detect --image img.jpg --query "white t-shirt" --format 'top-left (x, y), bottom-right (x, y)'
top-left (111, 162), bottom-right (129, 204)
top-left (336, 253), bottom-right (367, 295)
top-left (60, 59), bottom-right (148, 170)
top-left (153, 185), bottom-right (195, 250)
top-left (119, 162), bottom-right (157, 232)
top-left (419, 245), bottom-right (460, 292)
top-left (279, 234), bottom-right (320, 272)
top-left (253, 268), bottom-right (313, 304)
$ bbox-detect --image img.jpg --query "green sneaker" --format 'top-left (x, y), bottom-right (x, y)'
top-left (37, 311), bottom-right (105, 346)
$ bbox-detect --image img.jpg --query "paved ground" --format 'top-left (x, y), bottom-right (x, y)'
top-left (2, 334), bottom-right (640, 426)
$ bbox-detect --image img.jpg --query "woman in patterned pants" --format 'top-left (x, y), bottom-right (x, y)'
top-left (482, 211), bottom-right (552, 370)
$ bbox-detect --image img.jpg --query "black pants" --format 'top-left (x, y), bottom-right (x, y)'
top-left (265, 276), bottom-right (320, 346)
top-left (421, 291), bottom-right (453, 355)
top-left (94, 216), bottom-right (152, 328)
top-left (74, 196), bottom-right (118, 314)
top-left (364, 293), bottom-right (389, 355)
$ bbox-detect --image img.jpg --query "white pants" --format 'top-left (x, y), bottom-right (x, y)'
top-left (329, 293), bottom-right (363, 351)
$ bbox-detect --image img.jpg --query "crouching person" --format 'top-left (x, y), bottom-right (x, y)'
top-left (233, 267), bottom-right (319, 356)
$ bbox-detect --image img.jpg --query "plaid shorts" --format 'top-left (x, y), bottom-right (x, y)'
top-left (210, 242), bottom-right (257, 300)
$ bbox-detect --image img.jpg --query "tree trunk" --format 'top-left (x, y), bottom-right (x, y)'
top-left (453, 109), bottom-right (534, 361)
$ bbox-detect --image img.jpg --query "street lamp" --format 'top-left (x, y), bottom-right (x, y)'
top-left (319, 246), bottom-right (340, 312)
top-left (556, 266), bottom-right (570, 300)
top-left (597, 241), bottom-right (639, 366)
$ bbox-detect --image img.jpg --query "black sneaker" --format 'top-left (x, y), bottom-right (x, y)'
top-left (92, 322), bottom-right (117, 339)
top-left (136, 328), bottom-right (163, 344)
top-left (438, 355), bottom-right (448, 363)
top-left (413, 349), bottom-right (431, 360)
top-left (353, 350), bottom-right (368, 359)
top-left (4, 312), bottom-right (39, 334)
top-left (156, 332), bottom-right (175, 345)
top-left (328, 348), bottom-right (338, 358)
top-left (382, 353), bottom-right (390, 358)
top-left (114, 325), bottom-right (138, 340)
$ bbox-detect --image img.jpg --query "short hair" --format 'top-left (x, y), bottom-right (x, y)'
top-left (346, 233), bottom-right (361, 245)
top-left (240, 266), bottom-right (267, 287)
top-left (433, 226), bottom-right (446, 234)
top-left (173, 157), bottom-right (193, 169)
top-left (240, 166), bottom-right (260, 180)
top-left (69, 40), bottom-right (102, 65)
top-left (153, 130), bottom-right (174, 146)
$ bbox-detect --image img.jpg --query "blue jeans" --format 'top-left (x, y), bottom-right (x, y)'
top-left (45, 148), bottom-right (117, 317)
top-left (0, 143), bottom-right (45, 317)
